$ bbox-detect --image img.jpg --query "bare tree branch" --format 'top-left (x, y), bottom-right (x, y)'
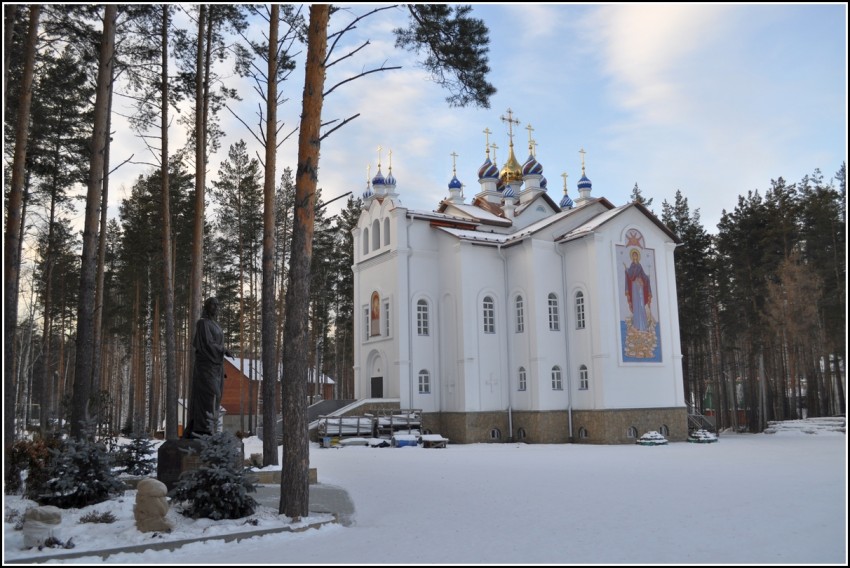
top-left (320, 113), bottom-right (360, 141)
top-left (323, 65), bottom-right (401, 98)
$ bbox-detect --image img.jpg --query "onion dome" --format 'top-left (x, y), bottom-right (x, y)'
top-left (559, 191), bottom-right (574, 210)
top-left (478, 157), bottom-right (499, 180)
top-left (503, 184), bottom-right (516, 199)
top-left (499, 144), bottom-right (523, 183)
top-left (577, 174), bottom-right (592, 192)
top-left (362, 184), bottom-right (373, 200)
top-left (540, 175), bottom-right (548, 190)
top-left (496, 176), bottom-right (506, 193)
top-left (448, 175), bottom-right (463, 190)
top-left (372, 166), bottom-right (385, 188)
top-left (385, 168), bottom-right (396, 187)
top-left (522, 154), bottom-right (543, 176)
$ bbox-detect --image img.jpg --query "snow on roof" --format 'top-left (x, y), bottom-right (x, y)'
top-left (223, 356), bottom-right (335, 383)
top-left (446, 203), bottom-right (511, 225)
top-left (436, 226), bottom-right (510, 244)
top-left (555, 204), bottom-right (628, 243)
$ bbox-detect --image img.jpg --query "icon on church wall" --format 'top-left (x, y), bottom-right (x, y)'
top-left (370, 291), bottom-right (381, 337)
top-left (616, 229), bottom-right (662, 362)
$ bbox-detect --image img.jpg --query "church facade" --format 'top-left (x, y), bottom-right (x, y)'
top-left (352, 117), bottom-right (687, 444)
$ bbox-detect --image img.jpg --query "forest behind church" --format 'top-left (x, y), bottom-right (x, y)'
top-left (4, 4), bottom-right (846, 450)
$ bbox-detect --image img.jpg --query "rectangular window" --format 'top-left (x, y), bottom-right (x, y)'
top-left (516, 297), bottom-right (524, 333)
top-left (418, 371), bottom-right (430, 394)
top-left (579, 366), bottom-right (589, 390)
top-left (551, 367), bottom-right (563, 390)
top-left (518, 368), bottom-right (527, 391)
top-left (384, 301), bottom-right (391, 336)
top-left (417, 300), bottom-right (429, 336)
top-left (548, 294), bottom-right (560, 331)
top-left (363, 307), bottom-right (369, 339)
top-left (576, 293), bottom-right (586, 330)
top-left (483, 297), bottom-right (495, 334)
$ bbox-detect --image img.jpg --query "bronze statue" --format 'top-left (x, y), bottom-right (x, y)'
top-left (183, 297), bottom-right (233, 438)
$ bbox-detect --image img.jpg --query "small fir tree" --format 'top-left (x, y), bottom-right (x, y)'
top-left (169, 429), bottom-right (257, 520)
top-left (117, 433), bottom-right (157, 476)
top-left (34, 420), bottom-right (125, 508)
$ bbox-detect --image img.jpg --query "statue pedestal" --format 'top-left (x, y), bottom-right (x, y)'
top-left (157, 439), bottom-right (204, 492)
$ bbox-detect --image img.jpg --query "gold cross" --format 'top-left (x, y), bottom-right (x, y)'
top-left (388, 149), bottom-right (393, 172)
top-left (561, 172), bottom-right (569, 193)
top-left (525, 123), bottom-right (535, 152)
top-left (500, 108), bottom-right (520, 146)
top-left (366, 164), bottom-right (371, 186)
top-left (483, 127), bottom-right (492, 157)
top-left (490, 142), bottom-right (499, 164)
top-left (450, 151), bottom-right (459, 176)
top-left (530, 138), bottom-right (538, 157)
top-left (376, 145), bottom-right (382, 168)
top-left (579, 147), bottom-right (586, 174)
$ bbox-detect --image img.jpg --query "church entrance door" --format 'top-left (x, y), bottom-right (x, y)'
top-left (371, 377), bottom-right (383, 398)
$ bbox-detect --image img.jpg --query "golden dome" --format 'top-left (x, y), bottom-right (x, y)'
top-left (500, 143), bottom-right (523, 183)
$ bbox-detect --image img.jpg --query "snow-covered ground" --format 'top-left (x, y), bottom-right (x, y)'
top-left (4, 419), bottom-right (846, 564)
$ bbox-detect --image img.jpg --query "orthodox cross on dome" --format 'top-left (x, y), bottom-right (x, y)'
top-left (500, 108), bottom-right (520, 148)
top-left (376, 145), bottom-right (382, 169)
top-left (525, 123), bottom-right (535, 153)
top-left (366, 164), bottom-right (371, 188)
top-left (490, 142), bottom-right (499, 164)
top-left (388, 149), bottom-right (393, 173)
top-left (483, 127), bottom-right (492, 158)
top-left (530, 139), bottom-right (538, 157)
top-left (450, 151), bottom-right (459, 176)
top-left (561, 171), bottom-right (569, 193)
top-left (579, 147), bottom-right (587, 175)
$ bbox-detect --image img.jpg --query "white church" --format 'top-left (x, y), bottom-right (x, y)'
top-left (352, 111), bottom-right (687, 444)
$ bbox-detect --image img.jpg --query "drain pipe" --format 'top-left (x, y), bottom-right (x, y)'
top-left (498, 243), bottom-right (513, 441)
top-left (557, 246), bottom-right (574, 441)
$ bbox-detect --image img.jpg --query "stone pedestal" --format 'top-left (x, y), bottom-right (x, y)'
top-left (156, 439), bottom-right (204, 492)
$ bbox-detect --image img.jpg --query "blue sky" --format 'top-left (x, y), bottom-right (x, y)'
top-left (108, 3), bottom-right (847, 233)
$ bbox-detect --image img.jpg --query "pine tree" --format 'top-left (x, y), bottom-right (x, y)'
top-left (169, 430), bottom-right (257, 520)
top-left (34, 420), bottom-right (124, 508)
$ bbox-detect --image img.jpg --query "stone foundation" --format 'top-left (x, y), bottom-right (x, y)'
top-left (424, 406), bottom-right (687, 445)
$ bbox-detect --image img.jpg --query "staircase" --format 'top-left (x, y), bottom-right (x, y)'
top-left (687, 405), bottom-right (716, 433)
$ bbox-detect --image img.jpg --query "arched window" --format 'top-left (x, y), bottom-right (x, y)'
top-left (551, 366), bottom-right (563, 390)
top-left (516, 427), bottom-right (527, 440)
top-left (660, 424), bottom-right (669, 437)
top-left (627, 426), bottom-right (638, 438)
top-left (482, 296), bottom-right (495, 333)
top-left (489, 428), bottom-right (501, 440)
top-left (418, 370), bottom-right (430, 394)
top-left (578, 427), bottom-right (588, 439)
top-left (383, 218), bottom-right (390, 246)
top-left (579, 365), bottom-right (589, 390)
top-left (372, 219), bottom-right (380, 250)
top-left (548, 293), bottom-right (560, 331)
top-left (515, 295), bottom-right (525, 333)
top-left (518, 367), bottom-right (527, 391)
top-left (575, 291), bottom-right (586, 329)
top-left (416, 299), bottom-right (429, 336)
top-left (363, 228), bottom-right (369, 255)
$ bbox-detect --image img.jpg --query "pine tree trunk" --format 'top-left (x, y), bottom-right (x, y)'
top-left (72, 5), bottom-right (116, 438)
top-left (3, 4), bottom-right (18, 99)
top-left (92, 66), bottom-right (114, 396)
top-left (159, 6), bottom-right (179, 440)
top-left (4, 3), bottom-right (39, 469)
top-left (261, 4), bottom-right (280, 466)
top-left (188, 5), bottom-right (208, 414)
top-left (280, 4), bottom-right (329, 520)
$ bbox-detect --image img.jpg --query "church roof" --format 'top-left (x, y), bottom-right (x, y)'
top-left (436, 201), bottom-right (512, 227)
top-left (223, 356), bottom-right (335, 383)
top-left (554, 202), bottom-right (680, 244)
top-left (514, 191), bottom-right (563, 217)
